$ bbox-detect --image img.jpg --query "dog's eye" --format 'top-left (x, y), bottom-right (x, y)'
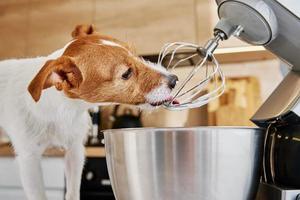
top-left (121, 68), bottom-right (133, 80)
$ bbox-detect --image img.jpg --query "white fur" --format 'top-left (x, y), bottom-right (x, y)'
top-left (0, 40), bottom-right (173, 200)
top-left (0, 42), bottom-right (94, 200)
top-left (100, 39), bottom-right (123, 48)
top-left (146, 84), bottom-right (171, 104)
top-left (142, 60), bottom-right (170, 76)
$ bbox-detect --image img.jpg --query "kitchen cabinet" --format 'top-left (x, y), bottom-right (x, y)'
top-left (0, 143), bottom-right (109, 200)
top-left (25, 0), bottom-right (94, 57)
top-left (0, 1), bottom-right (28, 59)
top-left (0, 0), bottom-right (196, 58)
top-left (0, 157), bottom-right (65, 200)
top-left (0, 0), bottom-right (261, 60)
top-left (94, 0), bottom-right (196, 55)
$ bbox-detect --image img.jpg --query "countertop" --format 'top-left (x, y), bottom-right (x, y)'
top-left (0, 142), bottom-right (106, 158)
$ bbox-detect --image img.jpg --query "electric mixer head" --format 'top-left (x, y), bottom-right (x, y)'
top-left (160, 30), bottom-right (234, 111)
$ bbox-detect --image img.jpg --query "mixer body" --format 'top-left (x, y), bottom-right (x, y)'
top-left (215, 0), bottom-right (300, 70)
top-left (103, 2), bottom-right (300, 200)
top-left (214, 0), bottom-right (300, 124)
top-left (214, 1), bottom-right (300, 199)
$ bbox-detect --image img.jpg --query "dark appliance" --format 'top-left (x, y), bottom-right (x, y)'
top-left (80, 157), bottom-right (115, 200)
top-left (111, 105), bottom-right (142, 129)
top-left (81, 107), bottom-right (114, 199)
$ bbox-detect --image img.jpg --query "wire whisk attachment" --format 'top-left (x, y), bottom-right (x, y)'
top-left (160, 31), bottom-right (226, 111)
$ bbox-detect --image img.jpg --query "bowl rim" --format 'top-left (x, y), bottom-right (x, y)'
top-left (102, 126), bottom-right (264, 134)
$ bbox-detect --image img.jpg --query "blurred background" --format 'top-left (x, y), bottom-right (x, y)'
top-left (0, 0), bottom-right (283, 128)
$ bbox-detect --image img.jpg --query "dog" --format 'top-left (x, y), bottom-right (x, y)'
top-left (0, 24), bottom-right (178, 200)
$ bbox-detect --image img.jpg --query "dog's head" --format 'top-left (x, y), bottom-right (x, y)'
top-left (28, 24), bottom-right (178, 107)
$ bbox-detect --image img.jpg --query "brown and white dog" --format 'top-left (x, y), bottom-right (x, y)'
top-left (0, 25), bottom-right (178, 200)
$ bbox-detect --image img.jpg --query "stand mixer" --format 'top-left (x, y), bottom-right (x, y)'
top-left (160, 0), bottom-right (300, 199)
top-left (102, 1), bottom-right (300, 200)
top-left (213, 0), bottom-right (300, 199)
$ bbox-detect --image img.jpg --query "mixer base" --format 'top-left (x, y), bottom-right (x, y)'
top-left (256, 182), bottom-right (300, 200)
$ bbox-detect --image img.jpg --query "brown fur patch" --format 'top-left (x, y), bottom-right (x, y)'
top-left (28, 24), bottom-right (167, 105)
top-left (71, 24), bottom-right (95, 38)
top-left (28, 56), bottom-right (83, 102)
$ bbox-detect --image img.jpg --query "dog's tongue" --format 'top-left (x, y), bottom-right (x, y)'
top-left (172, 99), bottom-right (180, 105)
top-left (165, 97), bottom-right (180, 106)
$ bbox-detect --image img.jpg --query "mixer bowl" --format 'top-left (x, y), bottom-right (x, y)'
top-left (103, 127), bottom-right (264, 200)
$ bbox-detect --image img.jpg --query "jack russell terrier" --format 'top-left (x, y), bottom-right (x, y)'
top-left (0, 24), bottom-right (178, 200)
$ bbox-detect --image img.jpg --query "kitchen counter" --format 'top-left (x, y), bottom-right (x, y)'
top-left (0, 142), bottom-right (106, 157)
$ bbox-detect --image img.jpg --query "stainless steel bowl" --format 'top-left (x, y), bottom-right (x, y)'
top-left (103, 127), bottom-right (264, 200)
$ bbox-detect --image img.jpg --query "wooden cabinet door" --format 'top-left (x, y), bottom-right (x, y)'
top-left (94, 0), bottom-right (197, 55)
top-left (0, 1), bottom-right (28, 59)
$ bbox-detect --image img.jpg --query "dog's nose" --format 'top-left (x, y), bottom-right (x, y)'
top-left (167, 74), bottom-right (178, 89)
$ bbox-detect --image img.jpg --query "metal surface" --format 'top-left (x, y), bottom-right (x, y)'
top-left (214, 0), bottom-right (300, 124)
top-left (216, 0), bottom-right (300, 71)
top-left (251, 71), bottom-right (300, 126)
top-left (264, 0), bottom-right (300, 71)
top-left (104, 127), bottom-right (265, 200)
top-left (160, 32), bottom-right (226, 111)
top-left (275, 0), bottom-right (300, 19)
top-left (217, 0), bottom-right (278, 45)
top-left (256, 182), bottom-right (300, 200)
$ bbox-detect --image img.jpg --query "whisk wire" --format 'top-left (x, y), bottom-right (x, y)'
top-left (158, 42), bottom-right (199, 65)
top-left (158, 39), bottom-right (225, 111)
top-left (179, 55), bottom-right (225, 105)
top-left (168, 54), bottom-right (208, 105)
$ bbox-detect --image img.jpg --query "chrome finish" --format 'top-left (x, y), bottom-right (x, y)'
top-left (216, 0), bottom-right (278, 45)
top-left (202, 31), bottom-right (226, 58)
top-left (251, 71), bottom-right (300, 126)
top-left (216, 0), bottom-right (300, 70)
top-left (104, 127), bottom-right (264, 200)
top-left (213, 0), bottom-right (300, 123)
top-left (262, 123), bottom-right (276, 183)
top-left (159, 45), bottom-right (225, 111)
top-left (160, 32), bottom-right (228, 111)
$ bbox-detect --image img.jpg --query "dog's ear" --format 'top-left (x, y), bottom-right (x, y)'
top-left (71, 24), bottom-right (95, 38)
top-left (28, 56), bottom-right (83, 102)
